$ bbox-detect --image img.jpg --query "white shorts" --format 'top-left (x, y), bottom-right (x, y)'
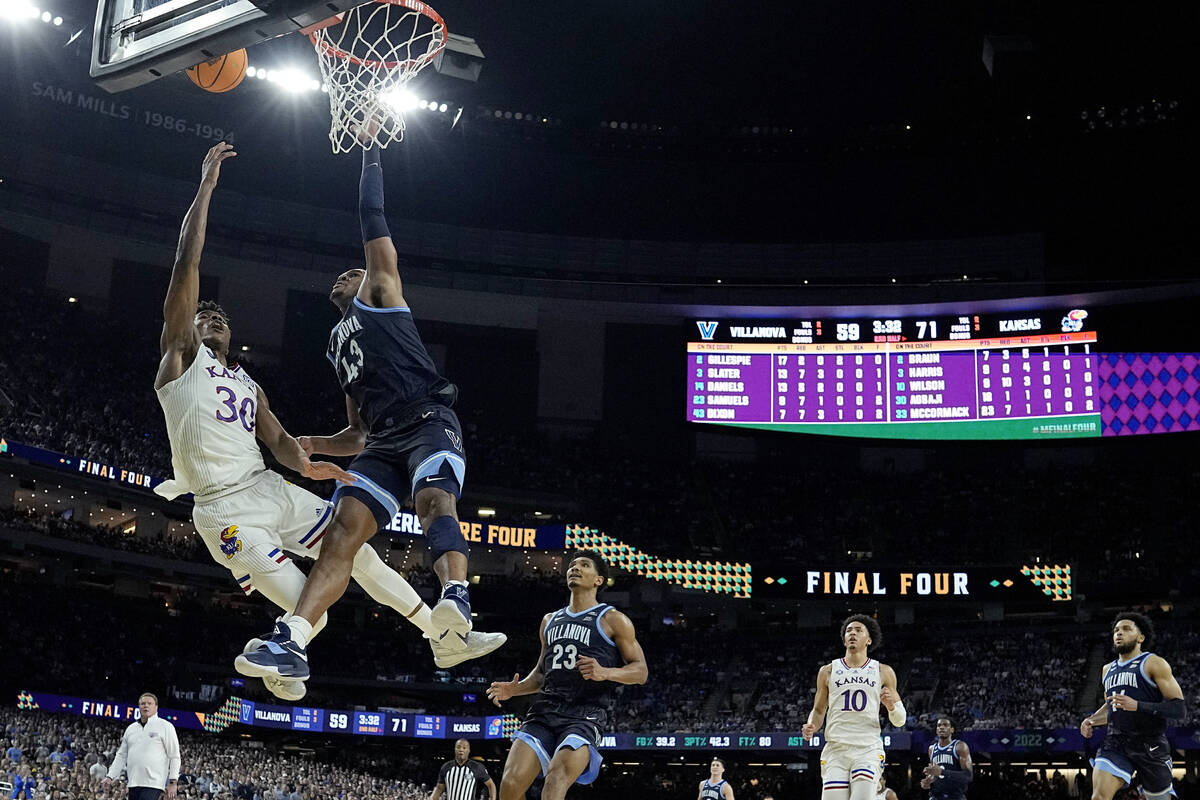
top-left (191, 471), bottom-right (333, 595)
top-left (820, 741), bottom-right (885, 788)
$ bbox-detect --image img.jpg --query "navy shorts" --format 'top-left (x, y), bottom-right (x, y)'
top-left (514, 703), bottom-right (607, 786)
top-left (1092, 733), bottom-right (1175, 795)
top-left (333, 402), bottom-right (466, 530)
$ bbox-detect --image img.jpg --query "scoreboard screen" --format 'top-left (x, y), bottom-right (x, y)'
top-left (687, 302), bottom-right (1200, 439)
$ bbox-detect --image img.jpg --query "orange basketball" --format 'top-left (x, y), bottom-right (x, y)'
top-left (186, 49), bottom-right (248, 93)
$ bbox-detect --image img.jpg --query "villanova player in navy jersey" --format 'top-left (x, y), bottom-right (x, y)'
top-left (1081, 612), bottom-right (1186, 800)
top-left (920, 717), bottom-right (972, 799)
top-left (697, 757), bottom-right (735, 800)
top-left (238, 126), bottom-right (505, 685)
top-left (487, 551), bottom-right (648, 800)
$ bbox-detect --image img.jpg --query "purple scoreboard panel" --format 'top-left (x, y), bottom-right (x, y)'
top-left (688, 308), bottom-right (1102, 439)
top-left (687, 304), bottom-right (1200, 439)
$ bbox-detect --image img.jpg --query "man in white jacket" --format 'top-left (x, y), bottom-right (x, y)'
top-left (102, 693), bottom-right (181, 800)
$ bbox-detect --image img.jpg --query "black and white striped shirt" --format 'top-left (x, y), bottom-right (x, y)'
top-left (437, 758), bottom-right (490, 800)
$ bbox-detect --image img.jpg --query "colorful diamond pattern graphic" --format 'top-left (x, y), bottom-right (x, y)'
top-left (1100, 354), bottom-right (1200, 435)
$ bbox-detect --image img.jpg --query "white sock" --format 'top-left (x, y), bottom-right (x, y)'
top-left (351, 545), bottom-right (440, 638)
top-left (247, 563), bottom-right (328, 640)
top-left (445, 579), bottom-right (468, 589)
top-left (283, 614), bottom-right (313, 649)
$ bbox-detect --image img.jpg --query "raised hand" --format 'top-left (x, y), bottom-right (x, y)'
top-left (201, 141), bottom-right (236, 186)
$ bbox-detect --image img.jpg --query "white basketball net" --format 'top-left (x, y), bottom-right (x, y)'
top-left (309, 0), bottom-right (447, 153)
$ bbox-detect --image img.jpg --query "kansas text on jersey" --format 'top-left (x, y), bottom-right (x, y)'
top-left (327, 298), bottom-right (445, 433)
top-left (826, 658), bottom-right (883, 747)
top-left (156, 347), bottom-right (265, 499)
top-left (540, 604), bottom-right (623, 710)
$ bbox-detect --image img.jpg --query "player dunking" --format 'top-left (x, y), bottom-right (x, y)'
top-left (802, 615), bottom-right (906, 800)
top-left (1081, 612), bottom-right (1186, 800)
top-left (698, 757), bottom-right (734, 800)
top-left (486, 551), bottom-right (648, 800)
top-left (237, 129), bottom-right (503, 685)
top-left (155, 144), bottom-right (494, 703)
top-left (920, 717), bottom-right (972, 799)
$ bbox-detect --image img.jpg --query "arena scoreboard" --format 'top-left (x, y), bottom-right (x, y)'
top-left (687, 307), bottom-right (1101, 439)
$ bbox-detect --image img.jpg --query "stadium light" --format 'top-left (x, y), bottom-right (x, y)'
top-left (380, 88), bottom-right (418, 113)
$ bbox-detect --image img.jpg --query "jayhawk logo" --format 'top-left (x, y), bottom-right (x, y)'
top-left (218, 525), bottom-right (242, 558)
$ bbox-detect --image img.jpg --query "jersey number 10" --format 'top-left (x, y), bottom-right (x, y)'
top-left (840, 689), bottom-right (868, 711)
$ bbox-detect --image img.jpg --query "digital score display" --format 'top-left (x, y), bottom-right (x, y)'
top-left (687, 308), bottom-right (1104, 439)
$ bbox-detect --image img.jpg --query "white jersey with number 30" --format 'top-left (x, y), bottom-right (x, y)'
top-left (155, 346), bottom-right (265, 500)
top-left (825, 658), bottom-right (882, 747)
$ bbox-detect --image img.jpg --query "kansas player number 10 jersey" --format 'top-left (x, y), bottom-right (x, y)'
top-left (825, 658), bottom-right (883, 747)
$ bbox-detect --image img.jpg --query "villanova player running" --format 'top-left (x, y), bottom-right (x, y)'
top-left (486, 551), bottom-right (648, 800)
top-left (698, 757), bottom-right (735, 800)
top-left (920, 717), bottom-right (972, 798)
top-left (803, 615), bottom-right (907, 800)
top-left (157, 144), bottom-right (486, 701)
top-left (237, 131), bottom-right (504, 685)
top-left (1081, 612), bottom-right (1186, 800)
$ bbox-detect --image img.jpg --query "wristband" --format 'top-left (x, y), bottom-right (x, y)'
top-left (887, 700), bottom-right (907, 727)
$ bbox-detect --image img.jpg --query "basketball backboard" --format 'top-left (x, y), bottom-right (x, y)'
top-left (90, 0), bottom-right (358, 92)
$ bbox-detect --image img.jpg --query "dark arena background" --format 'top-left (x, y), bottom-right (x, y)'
top-left (0, 0), bottom-right (1197, 797)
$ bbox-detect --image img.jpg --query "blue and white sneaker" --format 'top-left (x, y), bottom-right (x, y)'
top-left (234, 620), bottom-right (310, 681)
top-left (431, 582), bottom-right (472, 642)
top-left (243, 627), bottom-right (307, 701)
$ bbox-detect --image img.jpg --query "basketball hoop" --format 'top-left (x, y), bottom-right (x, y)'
top-left (306, 0), bottom-right (447, 153)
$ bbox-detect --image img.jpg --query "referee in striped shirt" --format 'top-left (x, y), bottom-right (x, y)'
top-left (431, 739), bottom-right (496, 800)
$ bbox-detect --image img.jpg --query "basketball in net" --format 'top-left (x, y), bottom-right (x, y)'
top-left (306, 0), bottom-right (447, 153)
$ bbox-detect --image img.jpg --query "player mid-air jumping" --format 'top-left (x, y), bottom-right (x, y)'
top-left (155, 143), bottom-right (497, 703)
top-left (237, 125), bottom-right (503, 686)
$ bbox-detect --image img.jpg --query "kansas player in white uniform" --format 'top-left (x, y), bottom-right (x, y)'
top-left (155, 143), bottom-right (502, 701)
top-left (875, 774), bottom-right (898, 800)
top-left (697, 757), bottom-right (735, 800)
top-left (802, 615), bottom-right (906, 800)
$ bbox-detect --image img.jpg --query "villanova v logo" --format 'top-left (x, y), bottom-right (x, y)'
top-left (696, 321), bottom-right (719, 341)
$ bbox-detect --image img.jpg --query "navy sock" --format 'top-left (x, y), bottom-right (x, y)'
top-left (359, 146), bottom-right (389, 242)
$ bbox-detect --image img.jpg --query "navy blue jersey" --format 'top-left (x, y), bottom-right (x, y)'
top-left (928, 739), bottom-right (967, 799)
top-left (1103, 652), bottom-right (1167, 738)
top-left (327, 298), bottom-right (445, 434)
top-left (700, 779), bottom-right (726, 800)
top-left (539, 603), bottom-right (623, 709)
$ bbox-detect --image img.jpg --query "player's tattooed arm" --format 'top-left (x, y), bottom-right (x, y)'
top-left (255, 388), bottom-right (355, 484)
top-left (156, 142), bottom-right (235, 388)
top-left (579, 610), bottom-right (647, 685)
top-left (486, 614), bottom-right (552, 706)
top-left (299, 394), bottom-right (369, 458)
top-left (801, 664), bottom-right (832, 740)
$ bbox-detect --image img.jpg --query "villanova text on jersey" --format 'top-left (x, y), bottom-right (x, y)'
top-left (326, 299), bottom-right (445, 433)
top-left (700, 779), bottom-right (726, 800)
top-left (1103, 652), bottom-right (1167, 738)
top-left (929, 740), bottom-right (967, 799)
top-left (540, 604), bottom-right (622, 710)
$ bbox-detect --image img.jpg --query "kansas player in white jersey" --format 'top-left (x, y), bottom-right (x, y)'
top-left (1081, 612), bottom-right (1186, 800)
top-left (156, 144), bottom-right (502, 701)
top-left (875, 774), bottom-right (898, 800)
top-left (802, 615), bottom-right (906, 800)
top-left (697, 757), bottom-right (734, 800)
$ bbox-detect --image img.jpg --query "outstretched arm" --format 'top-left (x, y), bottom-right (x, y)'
top-left (255, 388), bottom-right (356, 484)
top-left (155, 142), bottom-right (235, 390)
top-left (487, 615), bottom-right (551, 706)
top-left (300, 394), bottom-right (369, 458)
top-left (354, 129), bottom-right (405, 309)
